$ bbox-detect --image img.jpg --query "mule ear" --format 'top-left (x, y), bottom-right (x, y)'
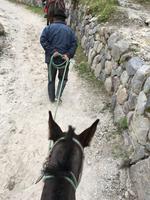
top-left (78, 119), bottom-right (99, 147)
top-left (48, 111), bottom-right (63, 141)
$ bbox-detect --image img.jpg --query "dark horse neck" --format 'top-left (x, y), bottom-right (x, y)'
top-left (41, 178), bottom-right (76, 200)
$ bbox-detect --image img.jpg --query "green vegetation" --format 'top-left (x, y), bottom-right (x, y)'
top-left (118, 117), bottom-right (128, 130)
top-left (26, 5), bottom-right (43, 15)
top-left (8, 0), bottom-right (43, 15)
top-left (75, 44), bottom-right (103, 88)
top-left (80, 0), bottom-right (118, 22)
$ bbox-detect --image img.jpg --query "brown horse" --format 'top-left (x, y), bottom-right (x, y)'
top-left (40, 111), bottom-right (99, 200)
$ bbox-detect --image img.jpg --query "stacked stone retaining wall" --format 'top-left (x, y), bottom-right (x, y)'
top-left (73, 6), bottom-right (150, 200)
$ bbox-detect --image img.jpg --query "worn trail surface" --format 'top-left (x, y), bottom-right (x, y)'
top-left (0, 1), bottom-right (129, 200)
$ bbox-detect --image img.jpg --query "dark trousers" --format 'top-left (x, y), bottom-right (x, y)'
top-left (48, 63), bottom-right (69, 102)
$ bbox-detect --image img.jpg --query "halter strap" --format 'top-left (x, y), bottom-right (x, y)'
top-left (49, 137), bottom-right (84, 155)
top-left (37, 137), bottom-right (84, 188)
top-left (43, 171), bottom-right (77, 190)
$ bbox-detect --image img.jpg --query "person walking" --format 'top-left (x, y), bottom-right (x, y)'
top-left (40, 8), bottom-right (77, 103)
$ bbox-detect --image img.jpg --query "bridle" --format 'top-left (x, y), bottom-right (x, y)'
top-left (36, 137), bottom-right (84, 190)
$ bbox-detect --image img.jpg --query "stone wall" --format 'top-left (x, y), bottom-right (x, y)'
top-left (72, 6), bottom-right (150, 200)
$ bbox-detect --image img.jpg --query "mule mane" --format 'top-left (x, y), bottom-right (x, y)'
top-left (65, 125), bottom-right (75, 141)
top-left (44, 126), bottom-right (76, 174)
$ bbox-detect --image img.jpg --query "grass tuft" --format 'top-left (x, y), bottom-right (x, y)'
top-left (26, 5), bottom-right (43, 15)
top-left (118, 117), bottom-right (128, 130)
top-left (75, 44), bottom-right (103, 88)
top-left (80, 0), bottom-right (118, 22)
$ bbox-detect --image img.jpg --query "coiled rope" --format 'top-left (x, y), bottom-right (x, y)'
top-left (48, 52), bottom-right (70, 120)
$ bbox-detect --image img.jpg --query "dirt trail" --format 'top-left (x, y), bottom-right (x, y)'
top-left (0, 1), bottom-right (130, 200)
top-left (117, 0), bottom-right (150, 62)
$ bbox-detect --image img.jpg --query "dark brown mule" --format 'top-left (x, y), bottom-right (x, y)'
top-left (40, 111), bottom-right (99, 200)
top-left (47, 0), bottom-right (65, 25)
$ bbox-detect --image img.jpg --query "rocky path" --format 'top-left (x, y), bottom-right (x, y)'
top-left (0, 0), bottom-right (138, 200)
top-left (112, 0), bottom-right (150, 62)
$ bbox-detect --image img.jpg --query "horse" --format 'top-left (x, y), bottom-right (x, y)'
top-left (40, 111), bottom-right (99, 200)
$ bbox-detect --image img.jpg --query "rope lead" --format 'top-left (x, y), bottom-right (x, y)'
top-left (48, 53), bottom-right (70, 120)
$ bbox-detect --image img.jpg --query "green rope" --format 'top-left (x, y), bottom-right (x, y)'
top-left (48, 53), bottom-right (70, 120)
top-left (48, 53), bottom-right (68, 82)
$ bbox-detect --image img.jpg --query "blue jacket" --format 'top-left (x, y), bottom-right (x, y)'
top-left (40, 21), bottom-right (77, 63)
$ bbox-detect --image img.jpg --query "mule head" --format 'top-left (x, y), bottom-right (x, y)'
top-left (48, 111), bottom-right (99, 147)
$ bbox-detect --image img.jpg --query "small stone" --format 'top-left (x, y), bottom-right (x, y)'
top-left (99, 70), bottom-right (106, 82)
top-left (91, 55), bottom-right (101, 69)
top-left (130, 157), bottom-right (150, 200)
top-left (120, 71), bottom-right (129, 86)
top-left (89, 16), bottom-right (97, 22)
top-left (108, 32), bottom-right (122, 49)
top-left (123, 131), bottom-right (132, 146)
top-left (145, 143), bottom-right (150, 152)
top-left (144, 77), bottom-right (150, 94)
top-left (128, 189), bottom-right (136, 197)
top-left (93, 41), bottom-right (100, 52)
top-left (131, 115), bottom-right (150, 144)
top-left (135, 91), bottom-right (147, 115)
top-left (117, 85), bottom-right (128, 105)
top-left (114, 103), bottom-right (125, 124)
top-left (112, 66), bottom-right (123, 77)
top-left (105, 61), bottom-right (112, 75)
top-left (123, 101), bottom-right (129, 114)
top-left (81, 35), bottom-right (87, 48)
top-left (130, 146), bottom-right (146, 164)
top-left (111, 94), bottom-right (116, 111)
top-left (96, 43), bottom-right (103, 53)
top-left (120, 52), bottom-right (133, 64)
top-left (131, 65), bottom-right (150, 94)
top-left (128, 92), bottom-right (137, 110)
top-left (145, 95), bottom-right (150, 113)
top-left (127, 111), bottom-right (134, 126)
top-left (88, 49), bottom-right (96, 65)
top-left (125, 191), bottom-right (129, 199)
top-left (95, 33), bottom-right (100, 41)
top-left (94, 63), bottom-right (102, 77)
top-left (112, 76), bottom-right (121, 92)
top-left (125, 57), bottom-right (144, 76)
top-left (105, 51), bottom-right (111, 60)
top-left (104, 77), bottom-right (112, 93)
top-left (111, 40), bottom-right (130, 62)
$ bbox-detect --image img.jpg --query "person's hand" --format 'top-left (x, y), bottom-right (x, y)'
top-left (62, 54), bottom-right (69, 61)
top-left (53, 51), bottom-right (59, 57)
